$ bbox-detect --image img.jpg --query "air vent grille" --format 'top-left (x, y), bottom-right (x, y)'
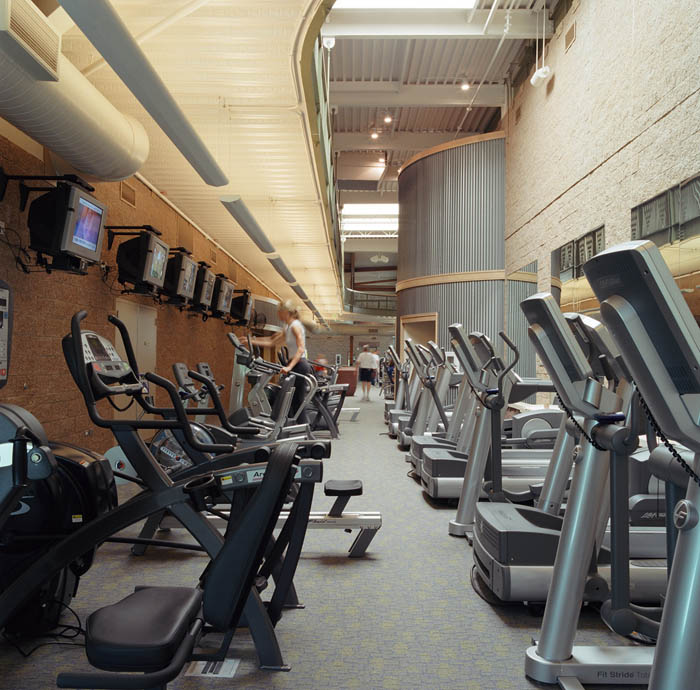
top-left (565, 22), bottom-right (576, 52)
top-left (120, 180), bottom-right (136, 207)
top-left (1, 0), bottom-right (60, 80)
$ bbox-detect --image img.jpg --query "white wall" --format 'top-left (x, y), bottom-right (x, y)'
top-left (504, 0), bottom-right (700, 287)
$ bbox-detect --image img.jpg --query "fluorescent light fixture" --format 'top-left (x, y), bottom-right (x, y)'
top-left (268, 256), bottom-right (296, 284)
top-left (291, 284), bottom-right (309, 301)
top-left (333, 0), bottom-right (477, 7)
top-left (220, 196), bottom-right (276, 254)
top-left (59, 0), bottom-right (228, 187)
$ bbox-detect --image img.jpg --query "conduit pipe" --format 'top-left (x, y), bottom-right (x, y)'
top-left (0, 49), bottom-right (149, 180)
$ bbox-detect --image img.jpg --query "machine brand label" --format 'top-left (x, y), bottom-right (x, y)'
top-left (71, 514), bottom-right (83, 523)
top-left (246, 469), bottom-right (266, 483)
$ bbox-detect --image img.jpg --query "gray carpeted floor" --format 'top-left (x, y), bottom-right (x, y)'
top-left (0, 394), bottom-right (647, 689)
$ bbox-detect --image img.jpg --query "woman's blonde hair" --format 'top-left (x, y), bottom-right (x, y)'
top-left (280, 299), bottom-right (300, 319)
top-left (279, 298), bottom-right (319, 334)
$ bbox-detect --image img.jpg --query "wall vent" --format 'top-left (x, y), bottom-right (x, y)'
top-left (119, 180), bottom-right (136, 207)
top-left (0, 0), bottom-right (60, 80)
top-left (565, 22), bottom-right (576, 52)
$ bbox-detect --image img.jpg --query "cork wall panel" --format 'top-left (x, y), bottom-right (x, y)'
top-left (0, 133), bottom-right (276, 454)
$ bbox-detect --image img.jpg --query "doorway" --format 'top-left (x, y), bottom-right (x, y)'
top-left (399, 312), bottom-right (438, 353)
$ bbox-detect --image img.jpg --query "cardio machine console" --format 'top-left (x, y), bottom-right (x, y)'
top-left (79, 331), bottom-right (142, 397)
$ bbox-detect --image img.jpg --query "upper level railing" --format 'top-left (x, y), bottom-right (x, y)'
top-left (344, 288), bottom-right (397, 315)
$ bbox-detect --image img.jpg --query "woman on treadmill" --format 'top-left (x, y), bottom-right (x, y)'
top-left (251, 300), bottom-right (315, 424)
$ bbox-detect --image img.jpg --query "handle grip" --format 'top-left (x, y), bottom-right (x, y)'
top-left (145, 372), bottom-right (234, 454)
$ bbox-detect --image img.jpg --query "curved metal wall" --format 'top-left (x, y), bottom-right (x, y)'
top-left (398, 137), bottom-right (505, 282)
top-left (397, 136), bottom-right (506, 349)
top-left (398, 281), bottom-right (504, 352)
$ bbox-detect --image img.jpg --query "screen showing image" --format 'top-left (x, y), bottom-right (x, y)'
top-left (150, 242), bottom-right (168, 281)
top-left (86, 334), bottom-right (110, 361)
top-left (72, 198), bottom-right (104, 253)
top-left (222, 283), bottom-right (234, 309)
top-left (204, 276), bottom-right (214, 302)
top-left (181, 260), bottom-right (197, 296)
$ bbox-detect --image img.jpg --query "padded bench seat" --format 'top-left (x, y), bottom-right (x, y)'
top-left (325, 479), bottom-right (363, 497)
top-left (86, 586), bottom-right (203, 673)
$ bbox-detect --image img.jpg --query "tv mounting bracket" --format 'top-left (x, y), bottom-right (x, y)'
top-left (0, 166), bottom-right (94, 211)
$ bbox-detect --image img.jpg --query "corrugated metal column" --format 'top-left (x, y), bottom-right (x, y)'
top-left (397, 134), bottom-right (506, 351)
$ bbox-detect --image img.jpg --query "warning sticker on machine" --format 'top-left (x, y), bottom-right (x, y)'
top-left (71, 514), bottom-right (83, 523)
top-left (185, 658), bottom-right (240, 678)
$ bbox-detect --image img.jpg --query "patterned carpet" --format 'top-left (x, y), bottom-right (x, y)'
top-left (0, 393), bottom-right (648, 689)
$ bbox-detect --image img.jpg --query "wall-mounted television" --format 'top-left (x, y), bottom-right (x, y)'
top-left (163, 249), bottom-right (197, 302)
top-left (28, 184), bottom-right (107, 271)
top-left (116, 230), bottom-right (170, 291)
top-left (192, 263), bottom-right (216, 309)
top-left (230, 289), bottom-right (253, 326)
top-left (211, 275), bottom-right (235, 316)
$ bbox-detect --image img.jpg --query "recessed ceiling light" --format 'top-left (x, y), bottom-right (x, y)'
top-left (460, 81), bottom-right (470, 91)
top-left (384, 115), bottom-right (393, 123)
top-left (370, 132), bottom-right (379, 140)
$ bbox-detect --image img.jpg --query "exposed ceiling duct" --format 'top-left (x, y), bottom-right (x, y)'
top-left (0, 0), bottom-right (148, 180)
top-left (58, 0), bottom-right (228, 187)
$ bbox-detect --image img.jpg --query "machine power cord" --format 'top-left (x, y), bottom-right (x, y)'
top-left (3, 600), bottom-right (85, 658)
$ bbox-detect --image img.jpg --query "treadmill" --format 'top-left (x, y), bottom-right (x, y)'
top-left (473, 307), bottom-right (668, 605)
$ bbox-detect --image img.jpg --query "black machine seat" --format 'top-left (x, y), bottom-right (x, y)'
top-left (324, 479), bottom-right (363, 497)
top-left (86, 587), bottom-right (203, 673)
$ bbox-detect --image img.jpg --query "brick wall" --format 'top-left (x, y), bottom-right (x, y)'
top-left (504, 0), bottom-right (700, 288)
top-left (0, 132), bottom-right (276, 453)
top-left (306, 333), bottom-right (395, 366)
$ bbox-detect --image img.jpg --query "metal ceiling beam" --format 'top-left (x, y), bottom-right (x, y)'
top-left (334, 132), bottom-right (466, 151)
top-left (331, 82), bottom-right (505, 107)
top-left (321, 9), bottom-right (552, 40)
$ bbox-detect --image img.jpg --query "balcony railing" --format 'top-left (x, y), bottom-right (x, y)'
top-left (344, 288), bottom-right (397, 315)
